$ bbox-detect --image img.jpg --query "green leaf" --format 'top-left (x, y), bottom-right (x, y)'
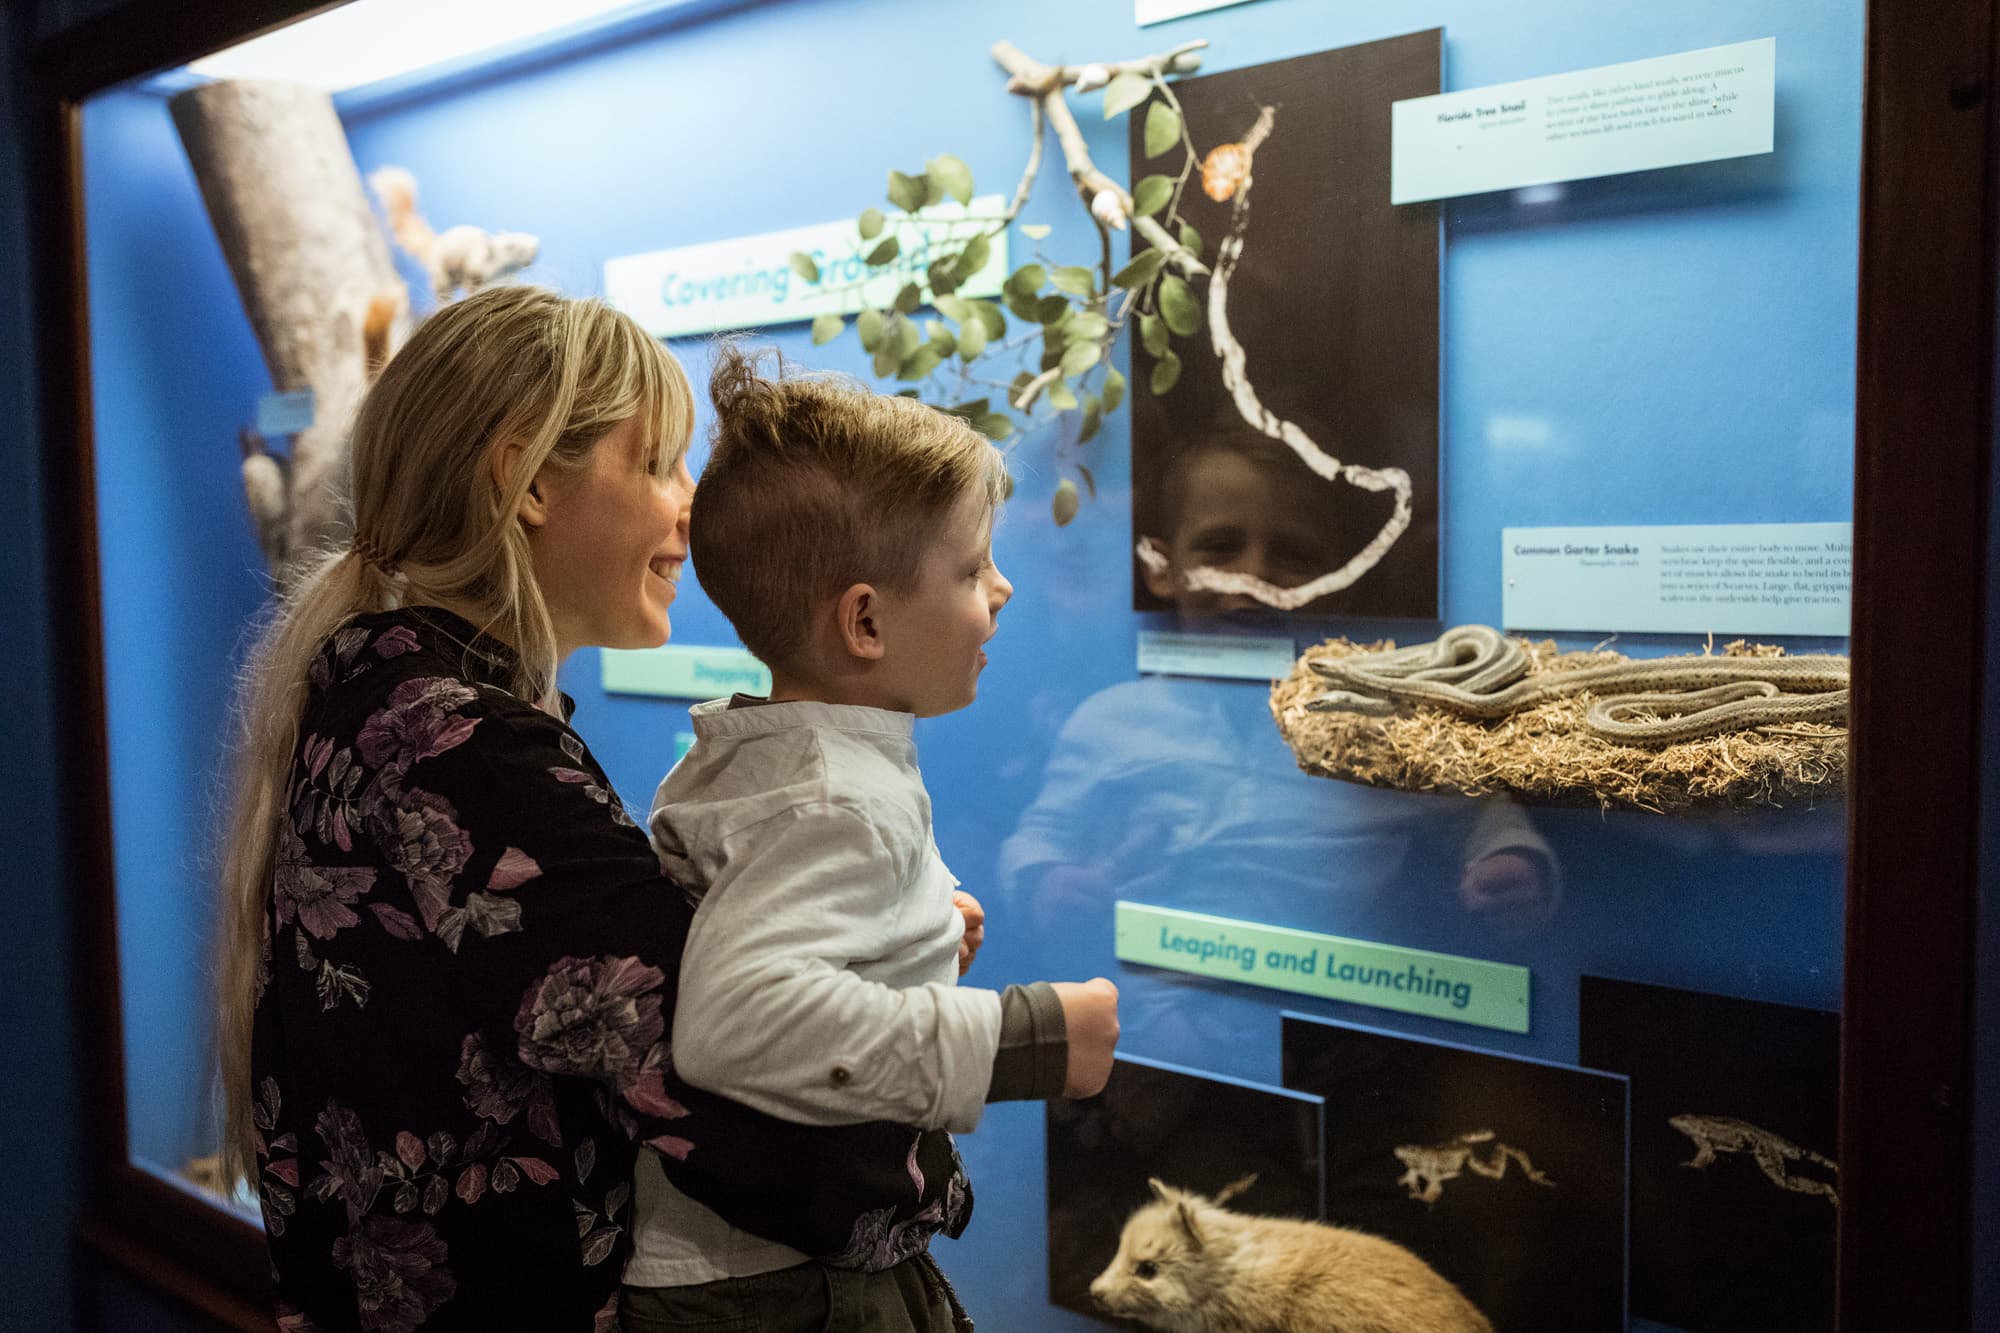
top-left (1052, 265), bottom-right (1095, 297)
top-left (896, 316), bottom-right (923, 359)
top-left (1005, 286), bottom-right (1040, 322)
top-left (866, 236), bottom-right (901, 267)
top-left (1061, 341), bottom-right (1101, 377)
top-left (1036, 295), bottom-right (1071, 325)
top-left (894, 282), bottom-right (922, 316)
top-left (1178, 222), bottom-right (1203, 259)
top-left (935, 294), bottom-right (971, 324)
top-left (810, 313), bottom-right (844, 346)
top-left (1158, 274), bottom-right (1200, 336)
top-left (1140, 313), bottom-right (1169, 357)
top-left (924, 320), bottom-right (957, 356)
top-left (872, 336), bottom-right (901, 379)
top-left (1078, 397), bottom-right (1103, 446)
top-left (1102, 72), bottom-right (1152, 119)
top-left (858, 208), bottom-right (885, 240)
top-left (788, 251), bottom-right (820, 283)
top-left (857, 308), bottom-right (886, 351)
top-left (1052, 478), bottom-right (1080, 526)
top-left (1131, 174), bottom-right (1173, 219)
top-left (1005, 263), bottom-right (1046, 297)
top-left (955, 232), bottom-right (992, 282)
top-left (928, 257), bottom-right (960, 297)
top-left (1068, 312), bottom-right (1109, 342)
top-left (1111, 249), bottom-right (1166, 290)
top-left (888, 170), bottom-right (927, 213)
top-left (1078, 462), bottom-right (1098, 497)
top-left (956, 317), bottom-right (988, 359)
top-left (898, 344), bottom-right (944, 381)
top-left (976, 412), bottom-right (1016, 442)
top-left (1150, 348), bottom-right (1182, 395)
top-left (1102, 366), bottom-right (1126, 414)
top-left (945, 397), bottom-right (990, 420)
top-left (1144, 102), bottom-right (1182, 159)
top-left (1048, 380), bottom-right (1079, 411)
top-left (922, 172), bottom-right (946, 207)
top-left (926, 154), bottom-right (974, 207)
top-left (1019, 223), bottom-right (1052, 240)
top-left (972, 300), bottom-right (1006, 339)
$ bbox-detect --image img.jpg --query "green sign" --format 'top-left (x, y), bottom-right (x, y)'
top-left (601, 644), bottom-right (772, 701)
top-left (1114, 901), bottom-right (1530, 1034)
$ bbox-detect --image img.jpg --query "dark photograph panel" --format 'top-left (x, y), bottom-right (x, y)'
top-left (1046, 1054), bottom-right (1324, 1328)
top-left (1579, 975), bottom-right (1839, 1333)
top-left (1129, 30), bottom-right (1441, 619)
top-left (1281, 1013), bottom-right (1628, 1333)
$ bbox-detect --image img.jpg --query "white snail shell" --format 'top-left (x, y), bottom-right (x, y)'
top-left (1090, 188), bottom-right (1129, 231)
top-left (1074, 63), bottom-right (1111, 93)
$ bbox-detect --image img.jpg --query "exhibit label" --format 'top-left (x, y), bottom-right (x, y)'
top-left (601, 644), bottom-right (772, 700)
top-left (605, 197), bottom-right (1009, 340)
top-left (1502, 521), bottom-right (1851, 636)
top-left (1137, 630), bottom-right (1295, 682)
top-left (1390, 38), bottom-right (1776, 204)
top-left (1136, 0), bottom-right (1266, 25)
top-left (1115, 902), bottom-right (1531, 1033)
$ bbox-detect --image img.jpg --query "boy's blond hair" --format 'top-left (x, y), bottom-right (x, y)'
top-left (695, 342), bottom-right (1008, 669)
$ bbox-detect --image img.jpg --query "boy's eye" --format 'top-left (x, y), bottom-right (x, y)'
top-left (1134, 1260), bottom-right (1158, 1280)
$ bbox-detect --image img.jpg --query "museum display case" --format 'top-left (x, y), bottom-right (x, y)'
top-left (27, 0), bottom-right (1992, 1327)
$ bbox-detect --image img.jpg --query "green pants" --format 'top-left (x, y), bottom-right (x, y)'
top-left (621, 1254), bottom-right (973, 1333)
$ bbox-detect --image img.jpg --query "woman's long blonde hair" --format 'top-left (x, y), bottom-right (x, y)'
top-left (217, 286), bottom-right (694, 1184)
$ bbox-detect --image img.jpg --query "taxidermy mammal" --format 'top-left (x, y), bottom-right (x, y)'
top-left (368, 165), bottom-right (539, 301)
top-left (1090, 1176), bottom-right (1492, 1333)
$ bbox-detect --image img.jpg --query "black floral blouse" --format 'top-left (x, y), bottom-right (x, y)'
top-left (253, 609), bottom-right (968, 1333)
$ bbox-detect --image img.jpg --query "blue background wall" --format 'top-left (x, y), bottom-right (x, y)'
top-left (28, 0), bottom-right (1997, 1329)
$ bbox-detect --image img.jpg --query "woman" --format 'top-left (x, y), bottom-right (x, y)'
top-left (215, 288), bottom-right (987, 1331)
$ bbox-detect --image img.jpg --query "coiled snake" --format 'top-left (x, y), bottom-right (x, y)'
top-left (1306, 625), bottom-right (1849, 746)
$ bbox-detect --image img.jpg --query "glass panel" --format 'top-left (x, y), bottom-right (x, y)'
top-left (89, 1), bottom-right (1859, 1327)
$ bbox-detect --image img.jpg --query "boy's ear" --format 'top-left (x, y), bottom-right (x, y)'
top-left (835, 583), bottom-right (887, 661)
top-left (1139, 542), bottom-right (1179, 601)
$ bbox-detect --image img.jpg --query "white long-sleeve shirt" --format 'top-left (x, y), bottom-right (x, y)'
top-left (627, 697), bottom-right (1005, 1286)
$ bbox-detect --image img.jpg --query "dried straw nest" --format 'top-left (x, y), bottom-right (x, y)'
top-left (1270, 636), bottom-right (1847, 814)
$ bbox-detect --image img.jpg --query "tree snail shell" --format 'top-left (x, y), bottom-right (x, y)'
top-left (1201, 142), bottom-right (1253, 202)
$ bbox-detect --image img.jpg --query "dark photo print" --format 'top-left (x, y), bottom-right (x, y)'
top-left (1281, 1012), bottom-right (1628, 1332)
top-left (1579, 975), bottom-right (1839, 1333)
top-left (1045, 1053), bottom-right (1324, 1328)
top-left (1129, 30), bottom-right (1441, 619)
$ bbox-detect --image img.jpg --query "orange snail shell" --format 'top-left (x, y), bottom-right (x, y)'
top-left (1201, 142), bottom-right (1252, 202)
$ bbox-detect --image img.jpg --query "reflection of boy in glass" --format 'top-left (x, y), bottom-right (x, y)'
top-left (1136, 427), bottom-right (1354, 615)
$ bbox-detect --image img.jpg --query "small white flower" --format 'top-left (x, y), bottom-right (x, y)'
top-left (1074, 63), bottom-right (1111, 93)
top-left (1091, 189), bottom-right (1128, 231)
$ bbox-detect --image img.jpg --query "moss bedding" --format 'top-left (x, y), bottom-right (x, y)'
top-left (1270, 636), bottom-right (1847, 814)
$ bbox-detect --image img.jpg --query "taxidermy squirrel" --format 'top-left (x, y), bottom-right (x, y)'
top-left (368, 165), bottom-right (539, 302)
top-left (1090, 1176), bottom-right (1492, 1333)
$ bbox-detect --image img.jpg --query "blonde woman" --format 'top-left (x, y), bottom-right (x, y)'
top-left (217, 288), bottom-right (975, 1331)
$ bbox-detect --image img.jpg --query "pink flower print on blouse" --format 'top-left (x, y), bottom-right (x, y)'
top-left (274, 824), bottom-right (377, 940)
top-left (330, 1215), bottom-right (457, 1332)
top-left (456, 1032), bottom-right (561, 1147)
top-left (372, 625), bottom-right (421, 659)
top-left (371, 789), bottom-right (472, 932)
top-left (513, 956), bottom-right (685, 1123)
top-left (356, 676), bottom-right (480, 781)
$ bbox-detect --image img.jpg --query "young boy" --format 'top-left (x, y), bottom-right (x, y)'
top-left (621, 346), bottom-right (1121, 1331)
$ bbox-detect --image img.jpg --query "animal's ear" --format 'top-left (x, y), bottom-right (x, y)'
top-left (1213, 1173), bottom-right (1259, 1208)
top-left (1147, 1177), bottom-right (1173, 1204)
top-left (1175, 1199), bottom-right (1204, 1251)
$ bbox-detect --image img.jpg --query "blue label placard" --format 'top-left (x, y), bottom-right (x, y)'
top-left (257, 388), bottom-right (316, 436)
top-left (601, 644), bottom-right (773, 700)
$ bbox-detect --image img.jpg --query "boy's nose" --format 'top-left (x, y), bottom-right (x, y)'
top-left (991, 565), bottom-right (1014, 608)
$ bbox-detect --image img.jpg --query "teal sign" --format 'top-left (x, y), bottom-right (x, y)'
top-left (1114, 901), bottom-right (1530, 1033)
top-left (601, 644), bottom-right (772, 701)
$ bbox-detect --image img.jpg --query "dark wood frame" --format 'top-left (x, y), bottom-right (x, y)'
top-left (25, 0), bottom-right (1993, 1327)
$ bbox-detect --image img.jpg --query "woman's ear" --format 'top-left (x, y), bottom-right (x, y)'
top-left (492, 442), bottom-right (551, 530)
top-left (835, 583), bottom-right (887, 662)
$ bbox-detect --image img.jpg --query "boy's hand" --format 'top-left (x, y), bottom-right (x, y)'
top-left (953, 891), bottom-right (985, 975)
top-left (1051, 978), bottom-right (1120, 1098)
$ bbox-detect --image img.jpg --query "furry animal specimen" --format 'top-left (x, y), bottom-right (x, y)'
top-left (1090, 1175), bottom-right (1491, 1333)
top-left (369, 166), bottom-right (540, 302)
